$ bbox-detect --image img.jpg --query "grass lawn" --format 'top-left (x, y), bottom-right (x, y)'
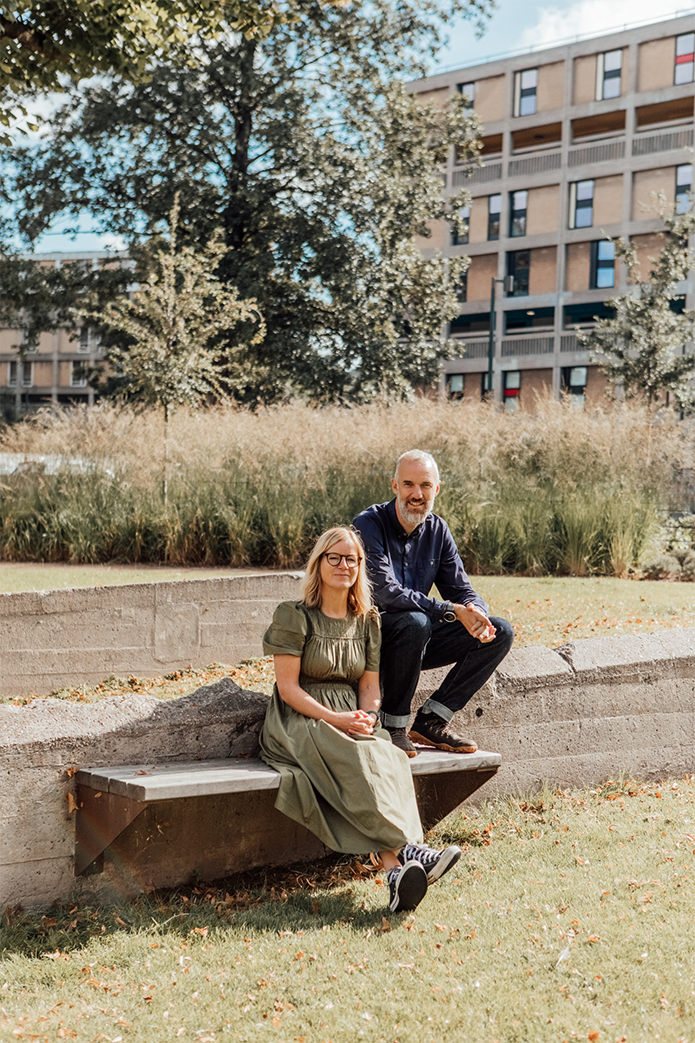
top-left (4, 573), bottom-right (694, 706)
top-left (0, 563), bottom-right (276, 594)
top-left (3, 777), bottom-right (695, 1042)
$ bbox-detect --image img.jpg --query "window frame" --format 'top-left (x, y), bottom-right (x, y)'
top-left (676, 163), bottom-right (693, 214)
top-left (506, 249), bottom-right (531, 297)
top-left (596, 49), bottom-right (622, 100)
top-left (569, 179), bottom-right (594, 229)
top-left (447, 373), bottom-right (465, 400)
top-left (8, 361), bottom-right (17, 388)
top-left (675, 32), bottom-right (695, 85)
top-left (20, 361), bottom-right (33, 388)
top-left (589, 239), bottom-right (616, 289)
top-left (514, 68), bottom-right (537, 117)
top-left (509, 189), bottom-right (528, 238)
top-left (456, 81), bottom-right (475, 107)
top-left (452, 204), bottom-right (470, 246)
top-left (487, 194), bottom-right (502, 241)
top-left (70, 360), bottom-right (88, 388)
top-left (503, 370), bottom-right (521, 411)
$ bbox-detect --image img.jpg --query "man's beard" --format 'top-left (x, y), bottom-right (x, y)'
top-left (398, 496), bottom-right (433, 529)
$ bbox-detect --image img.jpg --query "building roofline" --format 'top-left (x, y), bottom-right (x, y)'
top-left (414, 8), bottom-right (695, 86)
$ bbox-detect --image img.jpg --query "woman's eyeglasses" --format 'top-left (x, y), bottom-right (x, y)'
top-left (323, 553), bottom-right (361, 568)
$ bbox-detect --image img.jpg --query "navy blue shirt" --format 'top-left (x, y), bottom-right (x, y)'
top-left (353, 499), bottom-right (486, 621)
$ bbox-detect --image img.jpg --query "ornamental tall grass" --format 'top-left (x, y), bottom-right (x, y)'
top-left (0, 399), bottom-right (686, 575)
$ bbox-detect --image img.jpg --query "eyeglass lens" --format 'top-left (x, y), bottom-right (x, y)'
top-left (325, 554), bottom-right (359, 567)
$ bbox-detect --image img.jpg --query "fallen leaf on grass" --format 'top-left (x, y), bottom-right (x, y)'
top-left (587, 936), bottom-right (601, 943)
top-left (588, 1032), bottom-right (599, 1041)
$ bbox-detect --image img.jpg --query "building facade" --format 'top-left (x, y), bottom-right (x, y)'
top-left (410, 13), bottom-right (695, 408)
top-left (0, 250), bottom-right (127, 418)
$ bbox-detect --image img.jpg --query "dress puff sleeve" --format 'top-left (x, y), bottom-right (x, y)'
top-left (262, 601), bottom-right (308, 657)
top-left (364, 606), bottom-right (382, 673)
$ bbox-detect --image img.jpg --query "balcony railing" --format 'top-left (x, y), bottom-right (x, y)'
top-left (632, 127), bottom-right (694, 156)
top-left (452, 162), bottom-right (502, 187)
top-left (568, 140), bottom-right (626, 167)
top-left (508, 152), bottom-right (562, 178)
top-left (501, 336), bottom-right (554, 357)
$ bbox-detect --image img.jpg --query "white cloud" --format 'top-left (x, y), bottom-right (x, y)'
top-left (519, 0), bottom-right (694, 50)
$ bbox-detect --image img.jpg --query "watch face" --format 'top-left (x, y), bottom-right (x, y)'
top-left (444, 610), bottom-right (456, 622)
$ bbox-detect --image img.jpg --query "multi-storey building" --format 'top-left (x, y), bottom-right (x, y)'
top-left (0, 250), bottom-right (127, 418)
top-left (410, 13), bottom-right (695, 408)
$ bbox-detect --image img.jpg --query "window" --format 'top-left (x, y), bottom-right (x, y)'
top-left (455, 270), bottom-right (468, 302)
top-left (456, 82), bottom-right (475, 107)
top-left (8, 361), bottom-right (17, 387)
top-left (570, 180), bottom-right (594, 228)
top-left (21, 330), bottom-right (38, 354)
top-left (504, 307), bottom-right (554, 332)
top-left (70, 361), bottom-right (87, 388)
top-left (447, 374), bottom-right (465, 400)
top-left (676, 164), bottom-right (693, 213)
top-left (506, 250), bottom-right (530, 297)
top-left (503, 370), bottom-right (520, 411)
top-left (561, 366), bottom-right (587, 408)
top-left (78, 327), bottom-right (91, 353)
top-left (452, 205), bottom-right (470, 246)
top-left (514, 68), bottom-right (537, 117)
top-left (509, 190), bottom-right (527, 237)
top-left (487, 194), bottom-right (501, 241)
top-left (675, 33), bottom-right (694, 85)
top-left (13, 361), bottom-right (33, 387)
top-left (596, 50), bottom-right (622, 100)
top-left (590, 240), bottom-right (615, 289)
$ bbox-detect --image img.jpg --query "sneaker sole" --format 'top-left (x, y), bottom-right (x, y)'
top-left (390, 861), bottom-right (428, 913)
top-left (426, 845), bottom-right (462, 883)
top-left (408, 730), bottom-right (478, 754)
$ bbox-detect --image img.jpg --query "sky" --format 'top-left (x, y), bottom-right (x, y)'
top-left (24, 0), bottom-right (695, 254)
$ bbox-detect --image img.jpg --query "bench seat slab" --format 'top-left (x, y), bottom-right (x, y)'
top-left (74, 750), bottom-right (502, 887)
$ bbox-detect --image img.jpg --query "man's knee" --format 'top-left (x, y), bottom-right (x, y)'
top-left (489, 616), bottom-right (514, 653)
top-left (382, 611), bottom-right (432, 649)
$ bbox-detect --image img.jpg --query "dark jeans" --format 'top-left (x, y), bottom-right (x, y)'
top-left (379, 611), bottom-right (514, 728)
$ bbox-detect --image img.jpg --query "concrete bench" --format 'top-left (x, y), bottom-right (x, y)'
top-left (75, 750), bottom-right (501, 892)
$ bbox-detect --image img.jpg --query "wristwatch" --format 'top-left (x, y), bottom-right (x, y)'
top-left (443, 602), bottom-right (457, 623)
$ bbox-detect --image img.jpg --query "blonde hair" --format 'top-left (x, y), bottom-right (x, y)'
top-left (300, 526), bottom-right (373, 615)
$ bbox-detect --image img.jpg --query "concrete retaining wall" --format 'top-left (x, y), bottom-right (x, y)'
top-left (0, 572), bottom-right (303, 698)
top-left (3, 625), bottom-right (695, 910)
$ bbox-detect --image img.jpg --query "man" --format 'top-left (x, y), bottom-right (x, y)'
top-left (353, 449), bottom-right (514, 758)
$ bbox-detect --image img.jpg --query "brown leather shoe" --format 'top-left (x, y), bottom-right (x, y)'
top-left (386, 726), bottom-right (418, 758)
top-left (408, 712), bottom-right (477, 754)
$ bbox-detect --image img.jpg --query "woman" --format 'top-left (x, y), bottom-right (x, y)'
top-left (260, 526), bottom-right (461, 913)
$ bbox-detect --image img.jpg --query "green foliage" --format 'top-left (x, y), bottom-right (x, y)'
top-left (0, 246), bottom-right (130, 354)
top-left (0, 0), bottom-right (292, 143)
top-left (80, 196), bottom-right (264, 415)
top-left (581, 201), bottom-right (695, 409)
top-left (5, 0), bottom-right (488, 400)
top-left (0, 399), bottom-right (681, 573)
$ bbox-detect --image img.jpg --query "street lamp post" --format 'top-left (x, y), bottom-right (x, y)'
top-left (486, 275), bottom-right (513, 400)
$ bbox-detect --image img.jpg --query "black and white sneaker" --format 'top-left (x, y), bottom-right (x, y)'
top-left (387, 859), bottom-right (428, 912)
top-left (399, 842), bottom-right (462, 883)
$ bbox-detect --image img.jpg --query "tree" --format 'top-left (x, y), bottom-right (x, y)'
top-left (580, 201), bottom-right (695, 410)
top-left (79, 195), bottom-right (263, 500)
top-left (0, 244), bottom-right (131, 350)
top-left (0, 0), bottom-right (287, 143)
top-left (4, 0), bottom-right (489, 401)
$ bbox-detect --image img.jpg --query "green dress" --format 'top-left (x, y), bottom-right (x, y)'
top-left (259, 601), bottom-right (423, 854)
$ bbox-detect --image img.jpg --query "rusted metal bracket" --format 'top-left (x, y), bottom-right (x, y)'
top-left (413, 768), bottom-right (498, 832)
top-left (75, 784), bottom-right (148, 876)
